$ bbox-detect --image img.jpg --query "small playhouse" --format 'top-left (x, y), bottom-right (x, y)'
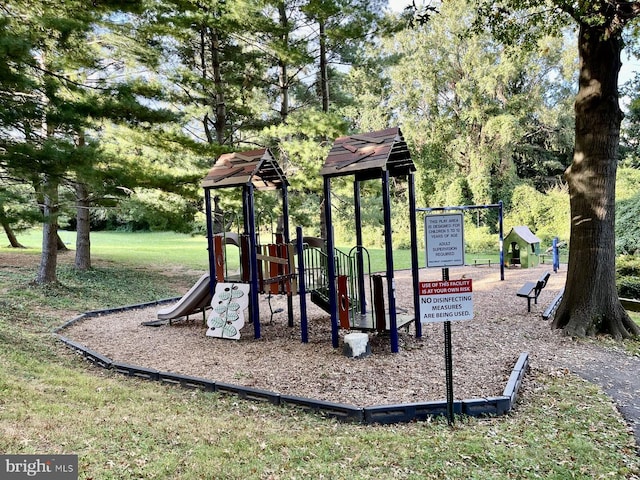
top-left (504, 226), bottom-right (541, 268)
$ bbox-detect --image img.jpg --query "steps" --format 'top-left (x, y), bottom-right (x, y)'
top-left (310, 288), bottom-right (330, 313)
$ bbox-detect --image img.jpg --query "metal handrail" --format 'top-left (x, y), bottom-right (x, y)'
top-left (303, 243), bottom-right (373, 325)
top-left (301, 243), bottom-right (326, 291)
top-left (347, 245), bottom-right (373, 319)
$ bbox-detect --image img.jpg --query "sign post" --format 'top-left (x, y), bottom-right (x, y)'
top-left (422, 213), bottom-right (471, 425)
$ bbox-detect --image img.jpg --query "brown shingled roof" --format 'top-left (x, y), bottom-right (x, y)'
top-left (320, 127), bottom-right (415, 180)
top-left (201, 148), bottom-right (287, 190)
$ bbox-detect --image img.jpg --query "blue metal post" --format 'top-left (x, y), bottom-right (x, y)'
top-left (282, 183), bottom-right (294, 327)
top-left (408, 172), bottom-right (422, 338)
top-left (204, 188), bottom-right (216, 298)
top-left (499, 200), bottom-right (504, 281)
top-left (296, 226), bottom-right (309, 343)
top-left (353, 180), bottom-right (366, 313)
top-left (381, 170), bottom-right (399, 353)
top-left (324, 177), bottom-right (339, 348)
top-left (552, 236), bottom-right (559, 273)
top-left (246, 184), bottom-right (261, 339)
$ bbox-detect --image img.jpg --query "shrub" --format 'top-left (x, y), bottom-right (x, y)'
top-left (105, 189), bottom-right (200, 233)
top-left (464, 225), bottom-right (498, 254)
top-left (616, 255), bottom-right (640, 300)
top-left (616, 167), bottom-right (640, 255)
top-left (618, 276), bottom-right (640, 300)
top-left (505, 183), bottom-right (570, 245)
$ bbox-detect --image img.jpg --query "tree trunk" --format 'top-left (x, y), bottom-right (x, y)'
top-left (0, 204), bottom-right (25, 248)
top-left (211, 28), bottom-right (226, 145)
top-left (1, 221), bottom-right (25, 248)
top-left (36, 175), bottom-right (59, 284)
top-left (33, 183), bottom-right (68, 251)
top-left (278, 2), bottom-right (290, 123)
top-left (200, 25), bottom-right (214, 144)
top-left (75, 182), bottom-right (91, 271)
top-left (552, 23), bottom-right (639, 338)
top-left (318, 19), bottom-right (329, 113)
top-left (57, 233), bottom-right (69, 251)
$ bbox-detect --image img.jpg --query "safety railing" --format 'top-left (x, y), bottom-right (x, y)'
top-left (303, 242), bottom-right (373, 325)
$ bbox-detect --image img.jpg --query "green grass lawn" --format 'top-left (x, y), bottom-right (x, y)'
top-left (8, 229), bottom-right (212, 270)
top-left (3, 228), bottom-right (515, 273)
top-left (1, 230), bottom-right (638, 478)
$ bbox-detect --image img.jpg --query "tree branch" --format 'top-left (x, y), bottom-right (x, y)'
top-left (612, 0), bottom-right (640, 21)
top-left (27, 62), bottom-right (111, 92)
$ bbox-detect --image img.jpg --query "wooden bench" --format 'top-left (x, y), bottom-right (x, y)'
top-left (517, 271), bottom-right (551, 312)
top-left (621, 298), bottom-right (640, 313)
top-left (473, 258), bottom-right (491, 267)
top-left (542, 288), bottom-right (564, 320)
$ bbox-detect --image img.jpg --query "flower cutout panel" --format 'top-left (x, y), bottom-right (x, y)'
top-left (206, 283), bottom-right (250, 340)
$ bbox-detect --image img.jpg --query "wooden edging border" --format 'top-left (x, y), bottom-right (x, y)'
top-left (55, 304), bottom-right (529, 425)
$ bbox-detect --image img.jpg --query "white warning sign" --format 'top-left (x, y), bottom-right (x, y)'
top-left (424, 214), bottom-right (465, 267)
top-left (419, 279), bottom-right (473, 324)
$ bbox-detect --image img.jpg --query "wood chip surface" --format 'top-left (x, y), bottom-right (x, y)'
top-left (63, 265), bottom-right (598, 407)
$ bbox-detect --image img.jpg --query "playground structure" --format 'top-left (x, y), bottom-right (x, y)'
top-left (504, 226), bottom-right (541, 268)
top-left (319, 128), bottom-right (421, 352)
top-left (201, 148), bottom-right (294, 340)
top-left (158, 127), bottom-right (422, 352)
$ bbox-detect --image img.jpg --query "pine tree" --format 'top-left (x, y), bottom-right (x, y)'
top-left (0, 0), bottom-right (178, 282)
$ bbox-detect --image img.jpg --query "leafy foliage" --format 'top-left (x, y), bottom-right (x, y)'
top-left (505, 183), bottom-right (570, 244)
top-left (464, 225), bottom-right (499, 253)
top-left (369, 0), bottom-right (575, 214)
top-left (616, 167), bottom-right (640, 255)
top-left (617, 255), bottom-right (640, 299)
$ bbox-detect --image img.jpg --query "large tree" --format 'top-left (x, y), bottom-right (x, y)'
top-left (364, 0), bottom-right (575, 211)
top-left (475, 0), bottom-right (640, 338)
